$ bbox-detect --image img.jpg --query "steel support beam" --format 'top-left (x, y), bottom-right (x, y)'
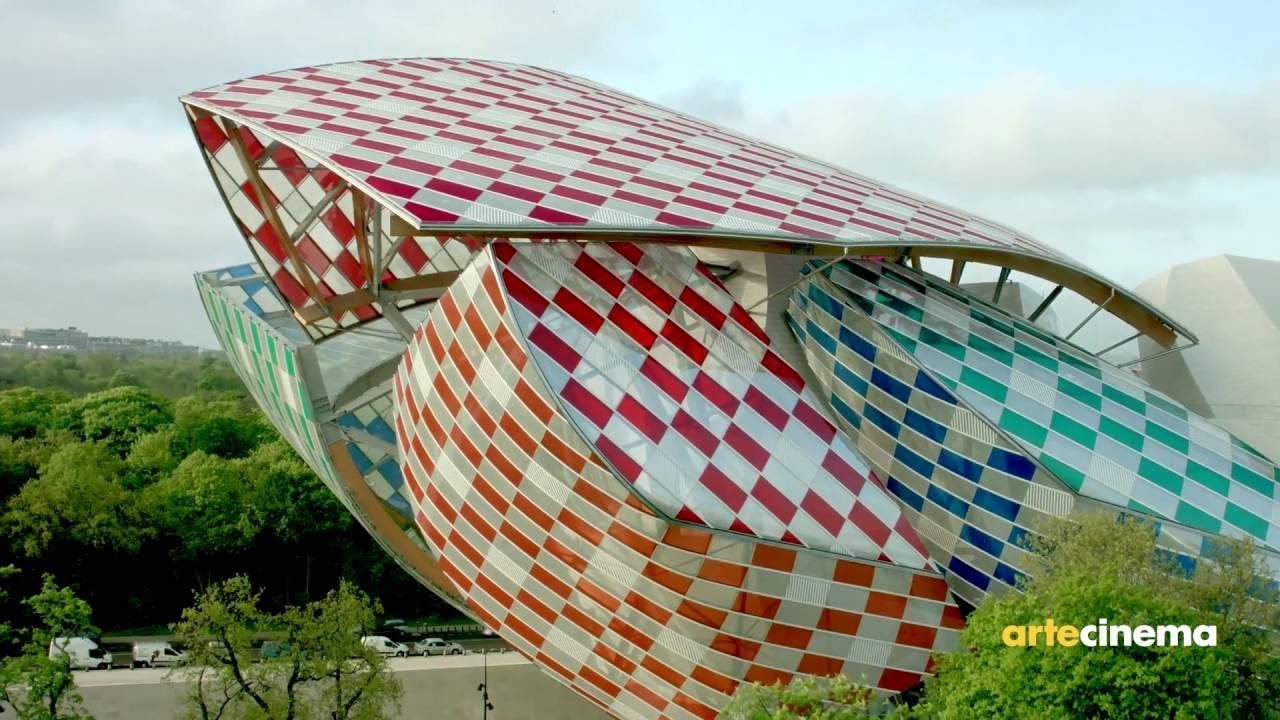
top-left (379, 303), bottom-right (418, 343)
top-left (1029, 284), bottom-right (1063, 322)
top-left (1097, 331), bottom-right (1143, 357)
top-left (1116, 342), bottom-right (1196, 368)
top-left (992, 267), bottom-right (1012, 304)
top-left (1065, 289), bottom-right (1115, 342)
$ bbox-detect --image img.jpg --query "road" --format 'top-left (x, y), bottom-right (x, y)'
top-left (53, 651), bottom-right (609, 719)
top-left (73, 649), bottom-right (530, 686)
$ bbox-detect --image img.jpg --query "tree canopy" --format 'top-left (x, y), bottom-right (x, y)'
top-left (0, 572), bottom-right (97, 720)
top-left (916, 515), bottom-right (1280, 719)
top-left (0, 352), bottom-right (456, 635)
top-left (174, 576), bottom-right (402, 720)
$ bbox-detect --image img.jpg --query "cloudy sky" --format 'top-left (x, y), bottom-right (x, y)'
top-left (2, 0), bottom-right (1277, 347)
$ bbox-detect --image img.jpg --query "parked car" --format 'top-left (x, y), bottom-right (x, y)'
top-left (259, 640), bottom-right (292, 660)
top-left (132, 641), bottom-right (187, 668)
top-left (380, 626), bottom-right (420, 644)
top-left (48, 637), bottom-right (111, 670)
top-left (360, 636), bottom-right (409, 657)
top-left (413, 638), bottom-right (464, 656)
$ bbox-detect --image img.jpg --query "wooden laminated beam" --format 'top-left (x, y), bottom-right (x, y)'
top-left (327, 441), bottom-right (466, 604)
top-left (901, 245), bottom-right (1179, 348)
top-left (385, 271), bottom-right (463, 292)
top-left (293, 272), bottom-right (463, 326)
top-left (219, 117), bottom-right (330, 316)
top-left (369, 211), bottom-right (1182, 347)
top-left (351, 189), bottom-right (376, 291)
top-left (295, 289), bottom-right (376, 324)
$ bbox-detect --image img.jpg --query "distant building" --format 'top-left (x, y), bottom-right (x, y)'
top-left (9, 326), bottom-right (89, 348)
top-left (1138, 254), bottom-right (1280, 462)
top-left (0, 326), bottom-right (202, 356)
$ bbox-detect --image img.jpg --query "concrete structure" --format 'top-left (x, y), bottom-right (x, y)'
top-left (1138, 254), bottom-right (1280, 462)
top-left (182, 59), bottom-right (1278, 720)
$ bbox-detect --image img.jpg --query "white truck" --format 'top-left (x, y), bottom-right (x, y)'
top-left (131, 641), bottom-right (186, 668)
top-left (48, 637), bottom-right (111, 670)
top-left (360, 635), bottom-right (409, 657)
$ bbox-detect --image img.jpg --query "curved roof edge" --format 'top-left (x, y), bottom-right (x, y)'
top-left (178, 58), bottom-right (1195, 349)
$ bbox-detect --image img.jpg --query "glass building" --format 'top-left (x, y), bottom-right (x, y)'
top-left (183, 58), bottom-right (1279, 720)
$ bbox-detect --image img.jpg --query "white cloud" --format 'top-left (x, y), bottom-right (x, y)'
top-left (0, 0), bottom-right (647, 120)
top-left (0, 115), bottom-right (237, 343)
top-left (0, 0), bottom-right (647, 346)
top-left (1, 2), bottom-right (1277, 349)
top-left (749, 73), bottom-right (1280, 193)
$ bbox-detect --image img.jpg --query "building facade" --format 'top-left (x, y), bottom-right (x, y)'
top-left (1138, 255), bottom-right (1280, 464)
top-left (183, 59), bottom-right (1279, 720)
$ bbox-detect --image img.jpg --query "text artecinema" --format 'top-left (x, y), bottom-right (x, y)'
top-left (1002, 618), bottom-right (1217, 648)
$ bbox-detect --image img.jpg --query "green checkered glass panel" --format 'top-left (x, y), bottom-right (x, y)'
top-left (817, 260), bottom-right (1280, 551)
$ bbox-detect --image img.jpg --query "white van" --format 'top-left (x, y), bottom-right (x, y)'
top-left (360, 635), bottom-right (409, 657)
top-left (48, 637), bottom-right (110, 670)
top-left (132, 641), bottom-right (187, 668)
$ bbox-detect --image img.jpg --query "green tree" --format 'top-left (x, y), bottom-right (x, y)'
top-left (174, 577), bottom-right (401, 720)
top-left (171, 397), bottom-right (271, 460)
top-left (916, 515), bottom-right (1280, 719)
top-left (720, 675), bottom-right (875, 719)
top-left (5, 441), bottom-right (144, 557)
top-left (0, 574), bottom-right (97, 720)
top-left (146, 451), bottom-right (261, 573)
top-left (244, 441), bottom-right (348, 542)
top-left (0, 388), bottom-right (70, 439)
top-left (0, 564), bottom-right (19, 654)
top-left (62, 386), bottom-right (172, 455)
top-left (242, 440), bottom-right (350, 602)
top-left (0, 436), bottom-right (43, 501)
top-left (196, 357), bottom-right (246, 396)
top-left (286, 581), bottom-right (401, 720)
top-left (122, 428), bottom-right (178, 490)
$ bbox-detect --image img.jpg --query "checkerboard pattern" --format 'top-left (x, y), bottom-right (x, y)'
top-left (187, 106), bottom-right (477, 338)
top-left (196, 268), bottom-right (344, 496)
top-left (818, 261), bottom-right (1280, 551)
top-left (394, 245), bottom-right (961, 720)
top-left (496, 240), bottom-right (929, 569)
top-left (205, 264), bottom-right (289, 319)
top-left (785, 260), bottom-right (1280, 605)
top-left (787, 269), bottom-right (1058, 605)
top-left (182, 59), bottom-right (1061, 259)
top-left (337, 392), bottom-right (415, 521)
top-left (197, 266), bottom-right (469, 607)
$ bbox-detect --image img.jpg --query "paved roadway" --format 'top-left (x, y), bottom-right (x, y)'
top-left (55, 652), bottom-right (610, 719)
top-left (74, 650), bottom-right (527, 686)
